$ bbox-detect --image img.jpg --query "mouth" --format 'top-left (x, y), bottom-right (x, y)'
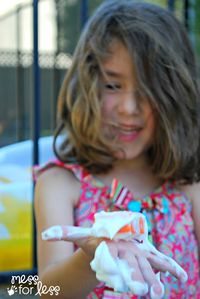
top-left (116, 124), bottom-right (142, 142)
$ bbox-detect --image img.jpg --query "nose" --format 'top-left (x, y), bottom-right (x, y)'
top-left (117, 91), bottom-right (139, 115)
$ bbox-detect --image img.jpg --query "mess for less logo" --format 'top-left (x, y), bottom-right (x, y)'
top-left (7, 275), bottom-right (60, 296)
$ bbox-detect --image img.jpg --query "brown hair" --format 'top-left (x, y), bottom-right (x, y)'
top-left (53, 0), bottom-right (200, 183)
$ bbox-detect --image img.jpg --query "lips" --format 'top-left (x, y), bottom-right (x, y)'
top-left (116, 123), bottom-right (142, 142)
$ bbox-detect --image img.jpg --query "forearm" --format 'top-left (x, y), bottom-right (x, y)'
top-left (39, 249), bottom-right (98, 299)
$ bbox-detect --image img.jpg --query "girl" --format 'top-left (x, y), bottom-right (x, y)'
top-left (34, 1), bottom-right (200, 298)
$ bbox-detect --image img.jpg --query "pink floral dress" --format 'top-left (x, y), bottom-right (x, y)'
top-left (37, 161), bottom-right (200, 299)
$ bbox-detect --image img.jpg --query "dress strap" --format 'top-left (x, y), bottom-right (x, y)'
top-left (33, 159), bottom-right (89, 183)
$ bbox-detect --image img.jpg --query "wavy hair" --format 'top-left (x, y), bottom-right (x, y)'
top-left (53, 0), bottom-right (200, 183)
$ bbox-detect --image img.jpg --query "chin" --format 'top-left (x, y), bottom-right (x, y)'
top-left (114, 150), bottom-right (138, 160)
top-left (113, 145), bottom-right (148, 161)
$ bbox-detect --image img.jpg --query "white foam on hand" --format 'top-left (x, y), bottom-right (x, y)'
top-left (117, 258), bottom-right (148, 295)
top-left (91, 211), bottom-right (147, 240)
top-left (91, 241), bottom-right (127, 292)
top-left (42, 225), bottom-right (63, 241)
top-left (42, 211), bottom-right (188, 298)
top-left (90, 240), bottom-right (149, 295)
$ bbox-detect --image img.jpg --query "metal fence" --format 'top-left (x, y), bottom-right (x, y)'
top-left (0, 50), bottom-right (68, 146)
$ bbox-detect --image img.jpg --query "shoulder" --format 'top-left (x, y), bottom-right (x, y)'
top-left (178, 181), bottom-right (200, 205)
top-left (179, 182), bottom-right (200, 253)
top-left (177, 182), bottom-right (200, 228)
top-left (178, 182), bottom-right (200, 238)
top-left (34, 166), bottom-right (80, 237)
top-left (34, 166), bottom-right (80, 274)
top-left (35, 166), bottom-right (81, 209)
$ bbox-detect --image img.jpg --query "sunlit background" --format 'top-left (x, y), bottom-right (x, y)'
top-left (0, 0), bottom-right (199, 279)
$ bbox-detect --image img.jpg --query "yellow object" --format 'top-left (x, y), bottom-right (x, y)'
top-left (0, 168), bottom-right (33, 272)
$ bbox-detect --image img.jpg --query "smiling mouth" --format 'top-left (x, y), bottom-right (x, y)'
top-left (116, 126), bottom-right (142, 142)
top-left (117, 122), bottom-right (143, 130)
top-left (118, 127), bottom-right (141, 133)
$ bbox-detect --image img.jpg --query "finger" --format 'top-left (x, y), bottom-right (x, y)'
top-left (41, 225), bottom-right (92, 242)
top-left (122, 252), bottom-right (148, 296)
top-left (106, 241), bottom-right (119, 259)
top-left (148, 251), bottom-right (188, 283)
top-left (160, 255), bottom-right (188, 283)
top-left (144, 242), bottom-right (188, 283)
top-left (150, 273), bottom-right (165, 299)
top-left (137, 256), bottom-right (164, 299)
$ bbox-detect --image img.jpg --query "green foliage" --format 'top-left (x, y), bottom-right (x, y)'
top-left (144, 0), bottom-right (166, 7)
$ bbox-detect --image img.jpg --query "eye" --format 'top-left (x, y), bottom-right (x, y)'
top-left (104, 83), bottom-right (121, 91)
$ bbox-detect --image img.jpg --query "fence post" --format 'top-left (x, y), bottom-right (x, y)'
top-left (81, 0), bottom-right (88, 29)
top-left (184, 0), bottom-right (189, 30)
top-left (33, 0), bottom-right (40, 272)
top-left (33, 0), bottom-right (40, 167)
top-left (168, 0), bottom-right (175, 12)
top-left (16, 5), bottom-right (24, 141)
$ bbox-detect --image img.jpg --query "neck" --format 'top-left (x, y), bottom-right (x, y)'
top-left (97, 154), bottom-right (162, 197)
top-left (114, 158), bottom-right (161, 197)
top-left (112, 154), bottom-right (151, 175)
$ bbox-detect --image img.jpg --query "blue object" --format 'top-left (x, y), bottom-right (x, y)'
top-left (81, 0), bottom-right (88, 29)
top-left (162, 198), bottom-right (169, 214)
top-left (127, 201), bottom-right (141, 212)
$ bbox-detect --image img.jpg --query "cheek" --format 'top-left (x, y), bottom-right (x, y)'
top-left (101, 95), bottom-right (116, 116)
top-left (145, 110), bottom-right (156, 138)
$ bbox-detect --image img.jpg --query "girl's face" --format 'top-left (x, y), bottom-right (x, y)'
top-left (100, 40), bottom-right (155, 160)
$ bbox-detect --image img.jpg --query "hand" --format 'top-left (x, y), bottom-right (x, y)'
top-left (105, 239), bottom-right (184, 298)
top-left (42, 224), bottom-right (187, 298)
top-left (107, 240), bottom-right (188, 298)
top-left (74, 235), bottom-right (106, 259)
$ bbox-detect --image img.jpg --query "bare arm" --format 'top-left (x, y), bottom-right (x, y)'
top-left (34, 167), bottom-right (98, 299)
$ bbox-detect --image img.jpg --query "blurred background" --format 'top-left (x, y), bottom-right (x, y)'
top-left (0, 0), bottom-right (199, 280)
top-left (0, 0), bottom-right (200, 147)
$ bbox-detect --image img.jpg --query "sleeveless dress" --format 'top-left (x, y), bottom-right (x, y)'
top-left (36, 160), bottom-right (200, 299)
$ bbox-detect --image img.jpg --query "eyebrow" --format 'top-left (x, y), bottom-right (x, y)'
top-left (103, 69), bottom-right (124, 79)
